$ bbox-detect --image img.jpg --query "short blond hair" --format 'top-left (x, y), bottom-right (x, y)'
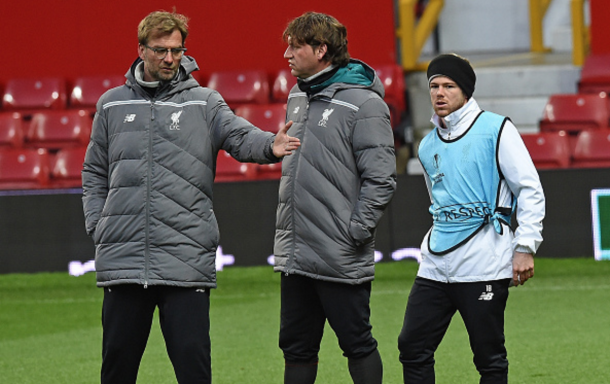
top-left (138, 10), bottom-right (189, 45)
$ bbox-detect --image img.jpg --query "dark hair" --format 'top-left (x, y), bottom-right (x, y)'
top-left (138, 10), bottom-right (189, 46)
top-left (283, 12), bottom-right (350, 67)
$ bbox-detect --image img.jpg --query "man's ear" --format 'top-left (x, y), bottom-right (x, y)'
top-left (316, 44), bottom-right (328, 61)
top-left (138, 44), bottom-right (146, 60)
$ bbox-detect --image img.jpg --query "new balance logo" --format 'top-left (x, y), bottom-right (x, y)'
top-left (124, 114), bottom-right (136, 123)
top-left (478, 285), bottom-right (494, 301)
top-left (478, 292), bottom-right (494, 301)
top-left (293, 106), bottom-right (300, 114)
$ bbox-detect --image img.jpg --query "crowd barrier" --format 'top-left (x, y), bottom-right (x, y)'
top-left (1, 168), bottom-right (608, 275)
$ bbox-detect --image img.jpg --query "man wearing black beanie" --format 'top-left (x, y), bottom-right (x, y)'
top-left (397, 53), bottom-right (546, 383)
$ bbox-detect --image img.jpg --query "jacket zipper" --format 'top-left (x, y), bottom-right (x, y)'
top-left (286, 98), bottom-right (310, 274)
top-left (144, 102), bottom-right (155, 288)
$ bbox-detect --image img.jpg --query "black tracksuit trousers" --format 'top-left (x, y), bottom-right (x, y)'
top-left (279, 273), bottom-right (383, 384)
top-left (100, 284), bottom-right (211, 384)
top-left (398, 277), bottom-right (511, 384)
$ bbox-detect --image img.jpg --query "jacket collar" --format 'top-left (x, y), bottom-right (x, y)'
top-left (431, 98), bottom-right (481, 139)
top-left (124, 55), bottom-right (200, 98)
top-left (310, 59), bottom-right (385, 100)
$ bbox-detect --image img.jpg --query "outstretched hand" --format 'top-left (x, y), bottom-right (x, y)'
top-left (272, 121), bottom-right (301, 158)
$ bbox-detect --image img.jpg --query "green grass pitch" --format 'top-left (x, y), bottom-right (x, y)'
top-left (1, 258), bottom-right (609, 383)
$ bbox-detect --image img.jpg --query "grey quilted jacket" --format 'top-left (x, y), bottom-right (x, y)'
top-left (82, 56), bottom-right (277, 288)
top-left (273, 60), bottom-right (397, 284)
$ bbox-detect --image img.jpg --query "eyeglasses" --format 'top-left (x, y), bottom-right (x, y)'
top-left (143, 45), bottom-right (187, 60)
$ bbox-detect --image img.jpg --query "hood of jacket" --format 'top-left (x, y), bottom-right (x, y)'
top-left (307, 59), bottom-right (385, 100)
top-left (124, 55), bottom-right (201, 99)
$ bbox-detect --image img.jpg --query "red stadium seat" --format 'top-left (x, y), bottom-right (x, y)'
top-left (234, 104), bottom-right (286, 134)
top-left (50, 146), bottom-right (87, 188)
top-left (0, 148), bottom-right (50, 190)
top-left (571, 130), bottom-right (610, 168)
top-left (0, 112), bottom-right (25, 148)
top-left (539, 93), bottom-right (610, 133)
top-left (26, 110), bottom-right (91, 150)
top-left (215, 150), bottom-right (257, 183)
top-left (374, 64), bottom-right (406, 127)
top-left (70, 75), bottom-right (124, 109)
top-left (272, 69), bottom-right (297, 102)
top-left (2, 77), bottom-right (67, 111)
top-left (233, 103), bottom-right (286, 180)
top-left (520, 131), bottom-right (571, 169)
top-left (207, 70), bottom-right (270, 109)
top-left (578, 53), bottom-right (610, 94)
top-left (374, 64), bottom-right (406, 107)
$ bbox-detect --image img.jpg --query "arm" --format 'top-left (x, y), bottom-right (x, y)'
top-left (349, 98), bottom-right (397, 244)
top-left (207, 91), bottom-right (299, 162)
top-left (498, 121), bottom-right (545, 285)
top-left (82, 110), bottom-right (109, 237)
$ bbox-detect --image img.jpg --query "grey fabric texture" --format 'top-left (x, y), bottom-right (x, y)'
top-left (273, 59), bottom-right (397, 284)
top-left (82, 56), bottom-right (277, 288)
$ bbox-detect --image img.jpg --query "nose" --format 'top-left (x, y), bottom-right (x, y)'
top-left (284, 46), bottom-right (292, 59)
top-left (163, 53), bottom-right (175, 64)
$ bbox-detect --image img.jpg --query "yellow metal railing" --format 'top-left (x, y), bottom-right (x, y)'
top-left (529, 0), bottom-right (553, 52)
top-left (396, 0), bottom-right (444, 71)
top-left (397, 0), bottom-right (589, 71)
top-left (570, 0), bottom-right (588, 66)
top-left (529, 0), bottom-right (589, 65)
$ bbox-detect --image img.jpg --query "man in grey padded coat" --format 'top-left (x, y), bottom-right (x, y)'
top-left (273, 12), bottom-right (397, 384)
top-left (81, 10), bottom-right (299, 384)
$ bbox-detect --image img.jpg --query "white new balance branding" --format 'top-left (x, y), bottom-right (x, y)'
top-left (124, 114), bottom-right (136, 123)
top-left (293, 106), bottom-right (300, 114)
top-left (170, 110), bottom-right (183, 130)
top-left (478, 285), bottom-right (494, 301)
top-left (318, 108), bottom-right (334, 127)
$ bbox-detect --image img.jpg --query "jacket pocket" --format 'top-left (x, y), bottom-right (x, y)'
top-left (349, 220), bottom-right (373, 246)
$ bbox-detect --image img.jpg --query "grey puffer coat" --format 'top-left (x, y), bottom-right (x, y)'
top-left (82, 56), bottom-right (277, 288)
top-left (273, 60), bottom-right (397, 284)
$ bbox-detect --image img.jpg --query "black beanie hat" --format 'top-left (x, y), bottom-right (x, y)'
top-left (427, 54), bottom-right (476, 98)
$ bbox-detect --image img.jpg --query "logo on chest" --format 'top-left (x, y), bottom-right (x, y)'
top-left (318, 108), bottom-right (334, 127)
top-left (170, 110), bottom-right (183, 130)
top-left (432, 153), bottom-right (445, 183)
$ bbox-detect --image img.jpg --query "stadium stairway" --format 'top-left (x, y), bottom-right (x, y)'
top-left (406, 51), bottom-right (581, 139)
